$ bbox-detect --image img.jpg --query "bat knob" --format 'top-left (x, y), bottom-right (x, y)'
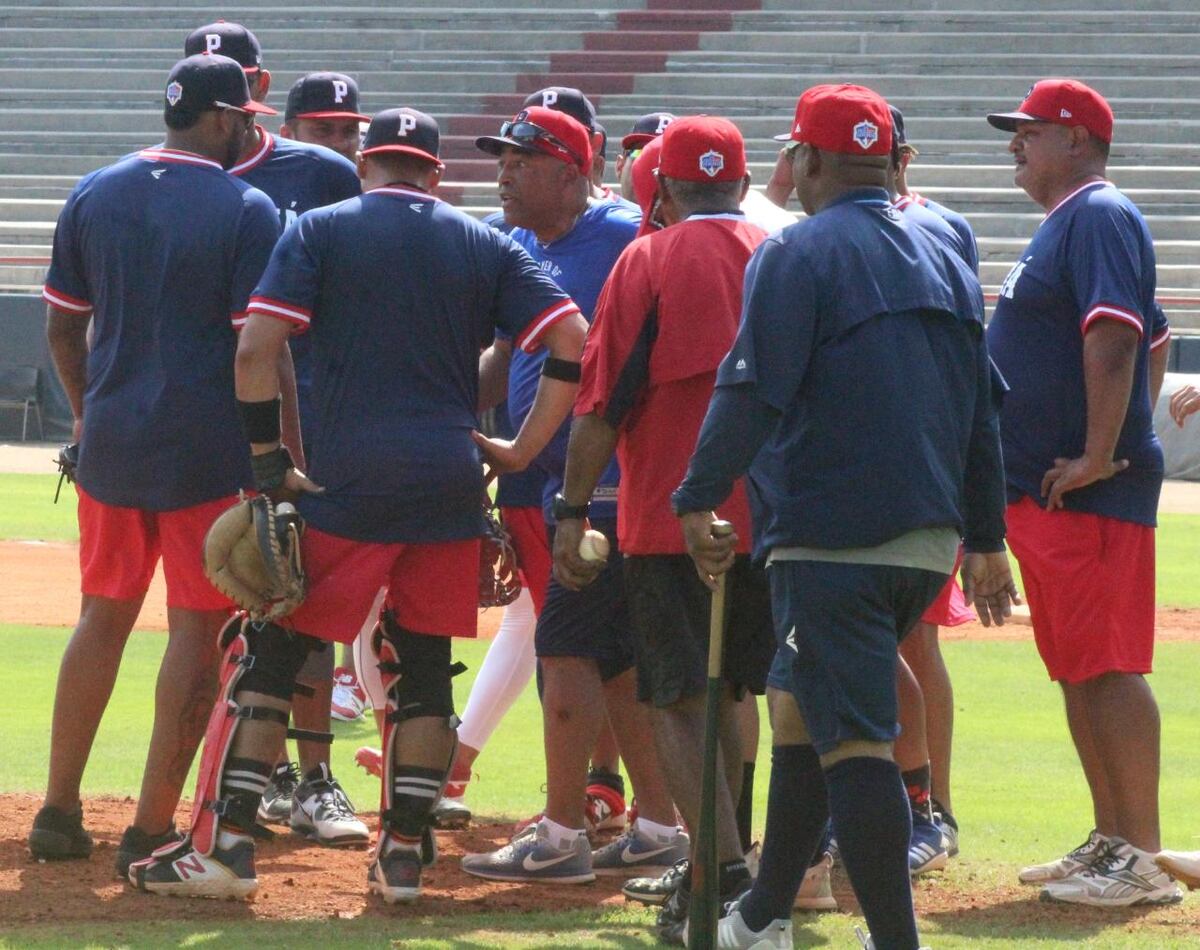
top-left (710, 519), bottom-right (734, 539)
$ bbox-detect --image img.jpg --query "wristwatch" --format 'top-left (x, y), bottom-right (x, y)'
top-left (552, 492), bottom-right (590, 522)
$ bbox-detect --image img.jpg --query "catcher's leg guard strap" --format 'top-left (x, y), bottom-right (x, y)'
top-left (232, 619), bottom-right (322, 700)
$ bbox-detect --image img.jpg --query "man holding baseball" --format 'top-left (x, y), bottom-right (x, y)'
top-left (672, 84), bottom-right (1015, 949)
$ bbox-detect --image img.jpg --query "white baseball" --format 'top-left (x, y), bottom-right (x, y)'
top-left (579, 529), bottom-right (610, 563)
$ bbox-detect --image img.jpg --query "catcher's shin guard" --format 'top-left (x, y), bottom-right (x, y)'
top-left (371, 612), bottom-right (465, 862)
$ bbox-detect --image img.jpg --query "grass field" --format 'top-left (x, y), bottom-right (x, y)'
top-left (1, 473), bottom-right (1198, 947)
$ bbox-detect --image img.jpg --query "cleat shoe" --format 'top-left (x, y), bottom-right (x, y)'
top-left (592, 823), bottom-right (689, 878)
top-left (461, 820), bottom-right (595, 884)
top-left (29, 803), bottom-right (93, 861)
top-left (655, 883), bottom-right (690, 946)
top-left (257, 761), bottom-right (300, 825)
top-left (702, 892), bottom-right (792, 950)
top-left (1155, 850), bottom-right (1200, 890)
top-left (795, 851), bottom-right (838, 911)
top-left (1019, 829), bottom-right (1109, 884)
top-left (909, 808), bottom-right (949, 876)
top-left (330, 667), bottom-right (367, 722)
top-left (934, 807), bottom-right (959, 858)
top-left (623, 857), bottom-right (688, 905)
top-left (431, 795), bottom-right (471, 830)
top-left (368, 837), bottom-right (422, 903)
top-left (115, 822), bottom-right (183, 879)
top-left (585, 780), bottom-right (627, 834)
top-left (1041, 838), bottom-right (1184, 907)
top-left (130, 831), bottom-right (257, 900)
top-left (354, 746), bottom-right (382, 779)
top-left (289, 764), bottom-right (369, 847)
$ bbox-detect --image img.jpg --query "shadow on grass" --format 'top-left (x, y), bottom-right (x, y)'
top-left (924, 891), bottom-right (1172, 942)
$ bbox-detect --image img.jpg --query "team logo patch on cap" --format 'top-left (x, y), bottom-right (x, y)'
top-left (698, 149), bottom-right (725, 178)
top-left (852, 120), bottom-right (879, 150)
top-left (166, 81), bottom-right (183, 107)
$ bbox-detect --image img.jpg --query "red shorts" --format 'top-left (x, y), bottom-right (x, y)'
top-left (77, 488), bottom-right (235, 611)
top-left (919, 548), bottom-right (975, 627)
top-left (283, 527), bottom-right (480, 644)
top-left (1006, 496), bottom-right (1155, 684)
top-left (501, 505), bottom-right (550, 614)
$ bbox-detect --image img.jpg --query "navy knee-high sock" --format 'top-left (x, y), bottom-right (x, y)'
top-left (825, 756), bottom-right (919, 950)
top-left (738, 745), bottom-right (828, 931)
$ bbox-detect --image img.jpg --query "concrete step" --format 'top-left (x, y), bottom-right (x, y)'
top-left (702, 30), bottom-right (1200, 56)
top-left (978, 238), bottom-right (1200, 266)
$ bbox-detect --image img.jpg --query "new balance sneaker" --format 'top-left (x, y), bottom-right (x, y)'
top-left (585, 772), bottom-right (627, 833)
top-left (257, 761), bottom-right (300, 825)
top-left (368, 836), bottom-right (422, 903)
top-left (289, 764), bottom-right (370, 847)
top-left (1018, 829), bottom-right (1109, 884)
top-left (592, 823), bottom-right (689, 877)
top-left (115, 822), bottom-right (183, 879)
top-left (354, 746), bottom-right (382, 778)
top-left (1041, 838), bottom-right (1184, 907)
top-left (795, 851), bottom-right (838, 911)
top-left (129, 830), bottom-right (258, 900)
top-left (461, 820), bottom-right (595, 883)
top-left (1156, 849), bottom-right (1200, 890)
top-left (330, 667), bottom-right (367, 722)
top-left (909, 807), bottom-right (949, 876)
top-left (699, 892), bottom-right (792, 950)
top-left (29, 803), bottom-right (93, 861)
top-left (623, 857), bottom-right (688, 905)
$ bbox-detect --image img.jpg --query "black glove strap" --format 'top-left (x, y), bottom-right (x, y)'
top-left (250, 446), bottom-right (294, 492)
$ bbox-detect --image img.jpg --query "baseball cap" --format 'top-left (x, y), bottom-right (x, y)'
top-left (475, 106), bottom-right (592, 173)
top-left (775, 83), bottom-right (892, 157)
top-left (164, 54), bottom-right (276, 117)
top-left (987, 79), bottom-right (1113, 144)
top-left (592, 122), bottom-right (607, 160)
top-left (184, 21), bottom-right (263, 73)
top-left (631, 135), bottom-right (664, 216)
top-left (285, 73), bottom-right (370, 123)
top-left (361, 108), bottom-right (443, 168)
top-left (659, 116), bottom-right (746, 183)
top-left (889, 105), bottom-right (907, 146)
top-left (622, 112), bottom-right (677, 152)
top-left (521, 87), bottom-right (597, 132)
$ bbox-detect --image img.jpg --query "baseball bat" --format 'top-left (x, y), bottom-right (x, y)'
top-left (687, 518), bottom-right (735, 950)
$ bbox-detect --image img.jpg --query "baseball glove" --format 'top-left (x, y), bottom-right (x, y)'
top-left (203, 493), bottom-right (306, 620)
top-left (53, 442), bottom-right (79, 504)
top-left (479, 503), bottom-right (521, 608)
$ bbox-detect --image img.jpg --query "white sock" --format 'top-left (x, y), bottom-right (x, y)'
top-left (635, 817), bottom-right (681, 843)
top-left (457, 588), bottom-right (538, 751)
top-left (539, 815), bottom-right (586, 850)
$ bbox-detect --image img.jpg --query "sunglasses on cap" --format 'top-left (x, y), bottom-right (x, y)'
top-left (500, 119), bottom-right (585, 168)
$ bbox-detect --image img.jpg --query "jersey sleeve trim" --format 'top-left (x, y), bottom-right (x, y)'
top-left (514, 300), bottom-right (580, 353)
top-left (247, 295), bottom-right (312, 329)
top-left (43, 286), bottom-right (92, 313)
top-left (1150, 324), bottom-right (1171, 350)
top-left (1081, 303), bottom-right (1144, 338)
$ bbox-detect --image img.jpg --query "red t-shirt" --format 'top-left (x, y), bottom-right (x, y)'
top-left (576, 214), bottom-right (768, 553)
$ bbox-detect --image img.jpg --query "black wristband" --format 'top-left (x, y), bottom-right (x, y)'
top-left (542, 357), bottom-right (582, 383)
top-left (250, 446), bottom-right (294, 492)
top-left (552, 492), bottom-right (590, 522)
top-left (238, 397), bottom-right (282, 444)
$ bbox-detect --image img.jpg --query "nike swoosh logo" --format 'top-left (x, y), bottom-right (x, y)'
top-left (523, 850), bottom-right (578, 872)
top-left (622, 844), bottom-right (675, 864)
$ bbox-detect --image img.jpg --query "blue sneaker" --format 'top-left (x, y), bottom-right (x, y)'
top-left (461, 820), bottom-right (595, 883)
top-left (909, 808), bottom-right (949, 876)
top-left (592, 822), bottom-right (689, 877)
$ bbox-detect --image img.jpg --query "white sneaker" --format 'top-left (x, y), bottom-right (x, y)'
top-left (330, 667), bottom-right (367, 722)
top-left (795, 851), bottom-right (837, 911)
top-left (289, 764), bottom-right (370, 847)
top-left (1018, 829), bottom-right (1109, 884)
top-left (1041, 837), bottom-right (1184, 907)
top-left (1156, 849), bottom-right (1200, 890)
top-left (683, 893), bottom-right (791, 950)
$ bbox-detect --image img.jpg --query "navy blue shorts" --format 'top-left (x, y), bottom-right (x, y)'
top-left (535, 518), bottom-right (635, 682)
top-left (767, 559), bottom-right (948, 755)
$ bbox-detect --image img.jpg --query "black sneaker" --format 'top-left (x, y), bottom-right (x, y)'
top-left (655, 883), bottom-right (691, 945)
top-left (257, 761), bottom-right (300, 825)
top-left (115, 822), bottom-right (183, 878)
top-left (29, 804), bottom-right (93, 860)
top-left (623, 857), bottom-right (689, 905)
top-left (368, 838), bottom-right (422, 903)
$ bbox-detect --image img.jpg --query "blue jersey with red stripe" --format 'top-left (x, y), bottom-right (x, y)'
top-left (987, 181), bottom-right (1163, 525)
top-left (907, 191), bottom-right (979, 274)
top-left (43, 148), bottom-right (281, 510)
top-left (248, 185), bottom-right (579, 543)
top-left (505, 199), bottom-right (641, 520)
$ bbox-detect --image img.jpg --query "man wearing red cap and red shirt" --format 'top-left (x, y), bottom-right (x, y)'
top-left (985, 80), bottom-right (1181, 906)
top-left (672, 83), bottom-right (1016, 949)
top-left (556, 115), bottom-right (777, 941)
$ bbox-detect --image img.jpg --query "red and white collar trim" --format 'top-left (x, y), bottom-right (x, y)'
top-left (892, 193), bottom-right (913, 210)
top-left (138, 148), bottom-right (222, 170)
top-left (368, 184), bottom-right (442, 203)
top-left (1044, 179), bottom-right (1112, 221)
top-left (229, 127), bottom-right (274, 176)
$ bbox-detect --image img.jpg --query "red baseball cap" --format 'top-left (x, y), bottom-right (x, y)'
top-left (658, 116), bottom-right (746, 183)
top-left (987, 79), bottom-right (1113, 144)
top-left (631, 135), bottom-right (664, 215)
top-left (774, 83), bottom-right (892, 157)
top-left (475, 105), bottom-right (592, 173)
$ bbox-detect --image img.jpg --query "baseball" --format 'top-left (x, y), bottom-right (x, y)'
top-left (579, 529), bottom-right (610, 563)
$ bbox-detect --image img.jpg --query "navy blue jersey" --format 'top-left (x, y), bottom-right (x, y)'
top-left (44, 148), bottom-right (280, 510)
top-left (987, 181), bottom-right (1163, 526)
top-left (908, 191), bottom-right (979, 274)
top-left (248, 185), bottom-right (579, 543)
top-left (232, 129), bottom-right (361, 447)
top-left (716, 188), bottom-right (990, 551)
top-left (894, 194), bottom-right (974, 272)
top-left (505, 199), bottom-right (641, 519)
